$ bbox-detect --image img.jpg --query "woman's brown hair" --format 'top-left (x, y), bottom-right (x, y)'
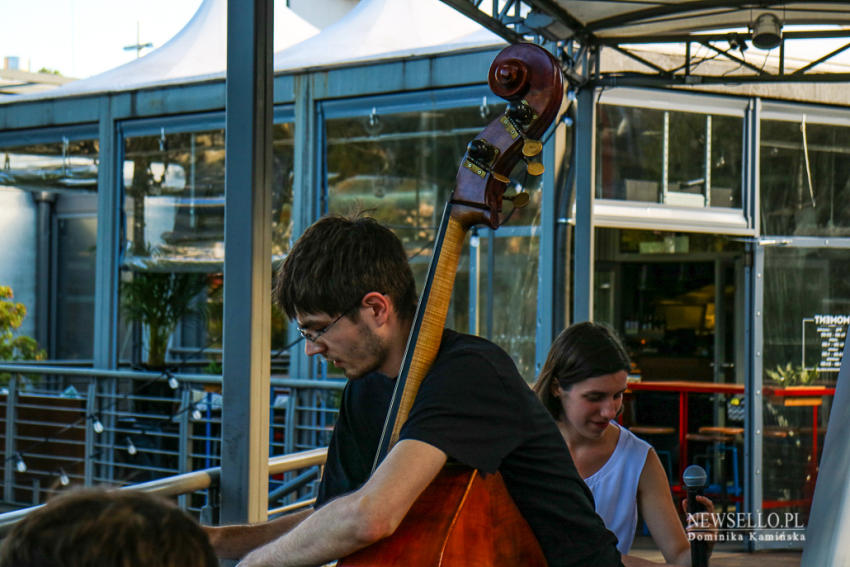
top-left (533, 322), bottom-right (631, 419)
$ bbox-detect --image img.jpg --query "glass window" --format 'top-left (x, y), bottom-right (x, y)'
top-left (597, 104), bottom-right (742, 208)
top-left (762, 246), bottom-right (844, 521)
top-left (121, 121), bottom-right (295, 365)
top-left (594, 227), bottom-right (747, 508)
top-left (761, 118), bottom-right (850, 236)
top-left (597, 105), bottom-right (663, 202)
top-left (272, 122), bottom-right (296, 260)
top-left (123, 129), bottom-right (226, 269)
top-left (0, 139), bottom-right (98, 191)
top-left (707, 115), bottom-right (742, 208)
top-left (0, 187), bottom-right (38, 338)
top-left (594, 228), bottom-right (744, 381)
top-left (325, 99), bottom-right (544, 380)
top-left (476, 231), bottom-right (540, 378)
top-left (55, 215), bottom-right (97, 359)
top-left (0, 138), bottom-right (98, 360)
top-left (121, 127), bottom-right (222, 366)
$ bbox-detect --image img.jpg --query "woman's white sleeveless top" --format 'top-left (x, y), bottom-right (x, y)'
top-left (583, 423), bottom-right (651, 554)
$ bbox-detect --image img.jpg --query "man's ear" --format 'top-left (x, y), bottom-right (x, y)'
top-left (361, 292), bottom-right (392, 326)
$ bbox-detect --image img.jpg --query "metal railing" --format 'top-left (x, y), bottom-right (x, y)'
top-left (0, 447), bottom-right (328, 537)
top-left (0, 362), bottom-right (342, 515)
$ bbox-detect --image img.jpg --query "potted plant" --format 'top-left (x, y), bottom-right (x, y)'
top-left (121, 271), bottom-right (208, 368)
top-left (765, 362), bottom-right (819, 387)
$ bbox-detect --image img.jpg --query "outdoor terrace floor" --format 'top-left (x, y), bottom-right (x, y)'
top-left (631, 536), bottom-right (801, 566)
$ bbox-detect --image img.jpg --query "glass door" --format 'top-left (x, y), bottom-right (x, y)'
top-left (594, 227), bottom-right (747, 502)
top-left (757, 245), bottom-right (845, 528)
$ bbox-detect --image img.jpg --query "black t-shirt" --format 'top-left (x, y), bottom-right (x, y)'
top-left (317, 330), bottom-right (621, 567)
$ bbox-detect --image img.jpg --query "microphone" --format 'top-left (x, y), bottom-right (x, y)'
top-left (682, 464), bottom-right (708, 567)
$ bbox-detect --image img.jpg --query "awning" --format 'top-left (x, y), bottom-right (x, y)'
top-left (440, 1), bottom-right (850, 85)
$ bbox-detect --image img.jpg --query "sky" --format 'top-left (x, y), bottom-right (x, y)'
top-left (0, 0), bottom-right (203, 79)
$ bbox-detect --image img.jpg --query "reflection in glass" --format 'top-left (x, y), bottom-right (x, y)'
top-left (761, 119), bottom-right (850, 236)
top-left (597, 105), bottom-right (663, 202)
top-left (594, 228), bottom-right (744, 382)
top-left (271, 123), bottom-right (296, 259)
top-left (327, 106), bottom-right (517, 249)
top-left (476, 232), bottom-right (540, 379)
top-left (123, 124), bottom-right (294, 270)
top-left (594, 227), bottom-right (749, 514)
top-left (0, 139), bottom-right (98, 360)
top-left (325, 102), bottom-right (545, 380)
top-left (668, 112), bottom-right (707, 200)
top-left (0, 139), bottom-right (98, 192)
top-left (123, 129), bottom-right (226, 271)
top-left (707, 115), bottom-right (742, 207)
top-left (56, 216), bottom-right (97, 359)
top-left (120, 122), bottom-right (295, 362)
top-left (596, 104), bottom-right (742, 208)
top-left (762, 246), bottom-right (845, 521)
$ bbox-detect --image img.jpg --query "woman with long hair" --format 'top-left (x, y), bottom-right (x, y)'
top-left (534, 322), bottom-right (714, 566)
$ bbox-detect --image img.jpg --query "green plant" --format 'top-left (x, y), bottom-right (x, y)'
top-left (121, 272), bottom-right (208, 368)
top-left (765, 362), bottom-right (818, 387)
top-left (0, 285), bottom-right (46, 384)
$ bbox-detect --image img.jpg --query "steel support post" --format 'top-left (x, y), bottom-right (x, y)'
top-left (220, 0), bottom-right (274, 525)
top-left (572, 87), bottom-right (596, 323)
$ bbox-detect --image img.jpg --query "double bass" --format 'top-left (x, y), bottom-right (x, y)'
top-left (340, 43), bottom-right (564, 566)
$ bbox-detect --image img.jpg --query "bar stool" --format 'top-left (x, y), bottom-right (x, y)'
top-left (687, 426), bottom-right (744, 513)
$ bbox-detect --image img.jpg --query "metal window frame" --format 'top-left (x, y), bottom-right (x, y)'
top-left (320, 85), bottom-right (497, 119)
top-left (597, 86), bottom-right (750, 117)
top-left (0, 124), bottom-right (98, 148)
top-left (118, 107), bottom-right (295, 138)
top-left (743, 96), bottom-right (850, 549)
top-left (748, 236), bottom-right (850, 550)
top-left (576, 85), bottom-right (770, 546)
top-left (761, 101), bottom-right (850, 127)
top-left (118, 112), bottom-right (225, 138)
top-left (593, 86), bottom-right (753, 232)
top-left (0, 124), bottom-right (101, 363)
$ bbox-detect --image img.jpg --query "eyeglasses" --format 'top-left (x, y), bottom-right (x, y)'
top-left (297, 308), bottom-right (352, 343)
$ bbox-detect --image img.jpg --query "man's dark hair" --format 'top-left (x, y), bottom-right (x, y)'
top-left (275, 214), bottom-right (418, 322)
top-left (0, 488), bottom-right (218, 567)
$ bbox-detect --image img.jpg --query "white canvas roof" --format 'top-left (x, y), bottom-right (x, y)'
top-left (273, 0), bottom-right (504, 72)
top-left (15, 0), bottom-right (319, 100)
top-left (7, 0), bottom-right (504, 103)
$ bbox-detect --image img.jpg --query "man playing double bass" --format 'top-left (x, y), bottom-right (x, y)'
top-left (206, 214), bottom-right (624, 567)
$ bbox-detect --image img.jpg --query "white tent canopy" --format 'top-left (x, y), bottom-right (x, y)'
top-left (6, 0), bottom-right (506, 103)
top-left (274, 0), bottom-right (503, 71)
top-left (17, 0), bottom-right (319, 100)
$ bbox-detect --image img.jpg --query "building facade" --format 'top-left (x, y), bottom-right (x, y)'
top-left (0, 0), bottom-right (847, 550)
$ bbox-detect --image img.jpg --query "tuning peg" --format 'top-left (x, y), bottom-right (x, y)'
top-left (506, 101), bottom-right (534, 127)
top-left (463, 158), bottom-right (510, 183)
top-left (522, 139), bottom-right (543, 157)
top-left (504, 192), bottom-right (530, 209)
top-left (464, 138), bottom-right (511, 183)
top-left (467, 138), bottom-right (498, 164)
top-left (503, 101), bottom-right (543, 159)
top-left (525, 159), bottom-right (544, 176)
